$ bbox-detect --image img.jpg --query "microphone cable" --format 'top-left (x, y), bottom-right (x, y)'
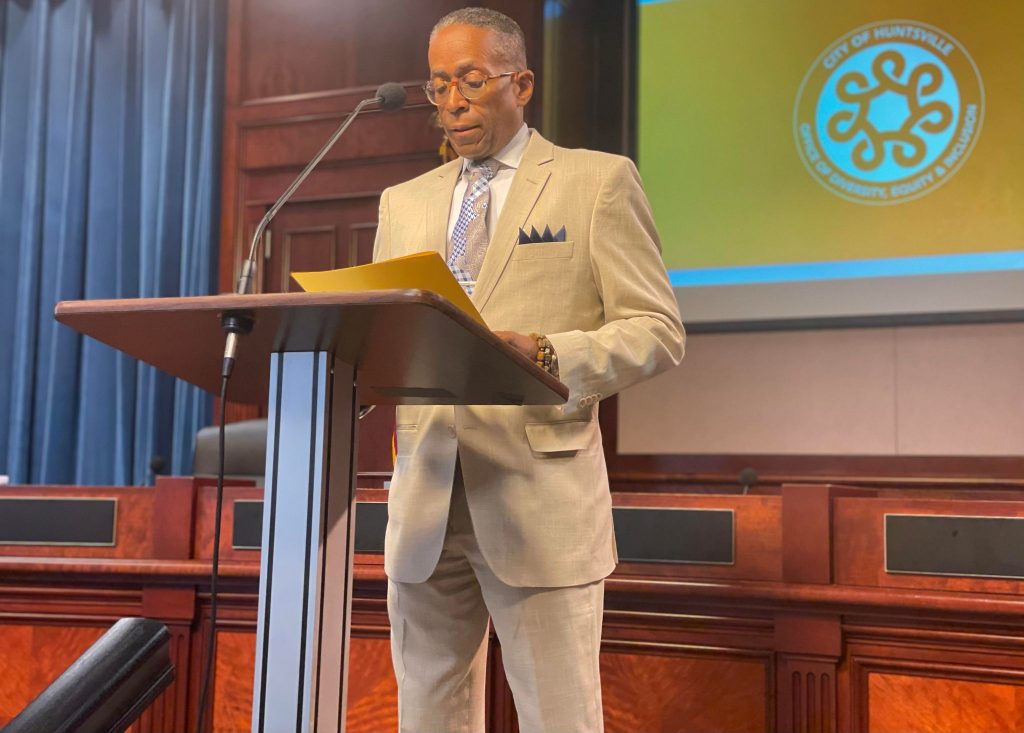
top-left (195, 373), bottom-right (230, 732)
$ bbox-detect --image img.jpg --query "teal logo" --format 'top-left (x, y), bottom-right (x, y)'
top-left (795, 20), bottom-right (983, 205)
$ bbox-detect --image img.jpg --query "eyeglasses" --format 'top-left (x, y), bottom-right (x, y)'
top-left (423, 70), bottom-right (518, 105)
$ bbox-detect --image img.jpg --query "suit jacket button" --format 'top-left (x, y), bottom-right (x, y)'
top-left (447, 425), bottom-right (457, 438)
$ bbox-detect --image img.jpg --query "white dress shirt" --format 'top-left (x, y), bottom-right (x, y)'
top-left (446, 123), bottom-right (531, 255)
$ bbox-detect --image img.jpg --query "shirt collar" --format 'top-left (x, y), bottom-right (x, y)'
top-left (460, 124), bottom-right (531, 176)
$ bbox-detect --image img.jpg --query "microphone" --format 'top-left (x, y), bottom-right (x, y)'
top-left (221, 82), bottom-right (407, 378)
top-left (376, 81), bottom-right (408, 111)
top-left (738, 467), bottom-right (758, 495)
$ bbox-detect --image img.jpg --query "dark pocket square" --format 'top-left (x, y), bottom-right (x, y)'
top-left (518, 225), bottom-right (567, 244)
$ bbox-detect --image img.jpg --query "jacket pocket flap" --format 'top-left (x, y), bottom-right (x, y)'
top-left (510, 241), bottom-right (574, 260)
top-left (524, 420), bottom-right (592, 453)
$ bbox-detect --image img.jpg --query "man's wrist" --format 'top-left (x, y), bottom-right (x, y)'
top-left (534, 335), bottom-right (559, 379)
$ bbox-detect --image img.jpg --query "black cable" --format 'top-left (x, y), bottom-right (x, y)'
top-left (196, 373), bottom-right (229, 731)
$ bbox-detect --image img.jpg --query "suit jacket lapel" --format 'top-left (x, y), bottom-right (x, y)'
top-left (472, 131), bottom-right (554, 311)
top-left (423, 158), bottom-right (462, 258)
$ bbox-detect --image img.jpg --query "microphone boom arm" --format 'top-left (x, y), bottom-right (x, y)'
top-left (235, 95), bottom-right (378, 295)
top-left (221, 82), bottom-right (405, 377)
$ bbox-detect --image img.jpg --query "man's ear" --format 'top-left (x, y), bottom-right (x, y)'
top-left (514, 70), bottom-right (535, 108)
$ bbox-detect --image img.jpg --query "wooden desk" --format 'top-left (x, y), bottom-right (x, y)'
top-left (3, 478), bottom-right (1024, 732)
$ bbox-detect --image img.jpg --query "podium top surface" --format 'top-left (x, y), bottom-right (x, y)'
top-left (55, 290), bottom-right (568, 406)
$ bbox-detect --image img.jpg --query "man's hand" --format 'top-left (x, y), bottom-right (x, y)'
top-left (493, 331), bottom-right (537, 360)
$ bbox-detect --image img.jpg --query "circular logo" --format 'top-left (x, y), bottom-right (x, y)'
top-left (794, 20), bottom-right (984, 205)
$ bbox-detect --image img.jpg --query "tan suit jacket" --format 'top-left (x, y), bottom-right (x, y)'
top-left (373, 131), bottom-right (684, 588)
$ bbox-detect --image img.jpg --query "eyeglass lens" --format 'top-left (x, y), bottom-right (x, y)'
top-left (426, 71), bottom-right (489, 103)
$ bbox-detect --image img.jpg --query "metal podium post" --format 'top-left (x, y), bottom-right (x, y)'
top-left (251, 351), bottom-right (358, 732)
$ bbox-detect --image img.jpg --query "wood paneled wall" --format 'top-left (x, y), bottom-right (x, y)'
top-left (219, 0), bottom-right (542, 298)
top-left (4, 478), bottom-right (1024, 731)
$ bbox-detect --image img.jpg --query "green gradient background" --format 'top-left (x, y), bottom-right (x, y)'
top-left (638, 0), bottom-right (1024, 271)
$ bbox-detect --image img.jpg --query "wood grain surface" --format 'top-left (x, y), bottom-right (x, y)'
top-left (0, 624), bottom-right (107, 724)
top-left (4, 476), bottom-right (1024, 732)
top-left (55, 289), bottom-right (566, 407)
top-left (346, 637), bottom-right (399, 733)
top-left (867, 673), bottom-right (1024, 733)
top-left (213, 631), bottom-right (256, 733)
top-left (601, 650), bottom-right (767, 733)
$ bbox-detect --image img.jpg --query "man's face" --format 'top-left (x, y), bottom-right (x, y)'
top-left (427, 23), bottom-right (534, 160)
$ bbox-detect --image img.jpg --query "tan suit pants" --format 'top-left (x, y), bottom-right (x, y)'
top-left (387, 465), bottom-right (605, 733)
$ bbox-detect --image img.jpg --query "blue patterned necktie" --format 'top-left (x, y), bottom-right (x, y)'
top-left (448, 158), bottom-right (500, 295)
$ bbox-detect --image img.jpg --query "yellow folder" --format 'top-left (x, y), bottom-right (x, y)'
top-left (291, 251), bottom-right (486, 326)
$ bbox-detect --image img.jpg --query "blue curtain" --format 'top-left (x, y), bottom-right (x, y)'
top-left (0, 0), bottom-right (225, 485)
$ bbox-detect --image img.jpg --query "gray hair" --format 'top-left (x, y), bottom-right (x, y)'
top-left (430, 7), bottom-right (527, 69)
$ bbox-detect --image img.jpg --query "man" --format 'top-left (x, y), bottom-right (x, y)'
top-left (372, 8), bottom-right (684, 732)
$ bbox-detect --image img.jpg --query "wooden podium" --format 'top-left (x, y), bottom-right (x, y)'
top-left (55, 289), bottom-right (567, 733)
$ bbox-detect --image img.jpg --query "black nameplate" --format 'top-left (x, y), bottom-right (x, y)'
top-left (232, 500), bottom-right (388, 554)
top-left (885, 514), bottom-right (1024, 580)
top-left (354, 502), bottom-right (387, 554)
top-left (614, 507), bottom-right (734, 565)
top-left (232, 501), bottom-right (264, 550)
top-left (0, 498), bottom-right (116, 546)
